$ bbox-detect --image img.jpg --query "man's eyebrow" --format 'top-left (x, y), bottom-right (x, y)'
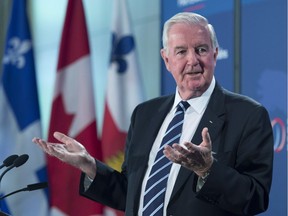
top-left (174, 46), bottom-right (187, 51)
top-left (195, 43), bottom-right (209, 48)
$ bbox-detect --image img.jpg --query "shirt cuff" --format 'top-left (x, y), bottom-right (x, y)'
top-left (83, 174), bottom-right (94, 191)
top-left (196, 170), bottom-right (210, 192)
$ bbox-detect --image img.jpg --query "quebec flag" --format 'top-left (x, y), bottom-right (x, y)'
top-left (101, 0), bottom-right (145, 215)
top-left (0, 0), bottom-right (49, 215)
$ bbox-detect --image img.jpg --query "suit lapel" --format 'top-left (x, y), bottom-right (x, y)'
top-left (131, 95), bottom-right (175, 212)
top-left (170, 83), bottom-right (226, 201)
top-left (140, 96), bottom-right (175, 158)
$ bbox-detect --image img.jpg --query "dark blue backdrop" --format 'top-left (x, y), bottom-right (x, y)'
top-left (241, 0), bottom-right (287, 215)
top-left (161, 0), bottom-right (287, 215)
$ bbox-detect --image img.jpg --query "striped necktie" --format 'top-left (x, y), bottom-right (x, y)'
top-left (142, 101), bottom-right (190, 216)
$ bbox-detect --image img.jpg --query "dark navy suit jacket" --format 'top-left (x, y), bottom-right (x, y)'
top-left (80, 83), bottom-right (273, 216)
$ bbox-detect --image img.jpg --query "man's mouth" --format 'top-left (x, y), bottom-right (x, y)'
top-left (185, 71), bottom-right (203, 75)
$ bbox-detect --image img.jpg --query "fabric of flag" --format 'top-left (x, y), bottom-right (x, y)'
top-left (101, 0), bottom-right (145, 215)
top-left (46, 0), bottom-right (103, 215)
top-left (0, 0), bottom-right (49, 215)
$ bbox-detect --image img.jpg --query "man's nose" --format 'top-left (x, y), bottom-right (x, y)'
top-left (187, 50), bottom-right (199, 66)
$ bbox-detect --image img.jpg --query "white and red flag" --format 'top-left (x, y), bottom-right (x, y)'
top-left (47, 0), bottom-right (103, 215)
top-left (101, 0), bottom-right (145, 215)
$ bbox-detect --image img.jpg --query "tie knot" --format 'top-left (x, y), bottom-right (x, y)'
top-left (177, 101), bottom-right (190, 112)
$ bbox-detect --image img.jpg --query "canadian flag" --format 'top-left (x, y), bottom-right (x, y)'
top-left (101, 0), bottom-right (145, 215)
top-left (47, 0), bottom-right (103, 215)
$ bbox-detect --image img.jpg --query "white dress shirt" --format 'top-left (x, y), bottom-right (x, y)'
top-left (138, 77), bottom-right (215, 216)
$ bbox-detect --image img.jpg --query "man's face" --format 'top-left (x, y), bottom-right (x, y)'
top-left (161, 23), bottom-right (218, 99)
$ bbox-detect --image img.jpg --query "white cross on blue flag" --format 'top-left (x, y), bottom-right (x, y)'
top-left (0, 0), bottom-right (49, 215)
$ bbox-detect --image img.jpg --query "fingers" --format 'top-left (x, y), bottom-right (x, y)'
top-left (32, 137), bottom-right (56, 156)
top-left (163, 127), bottom-right (213, 173)
top-left (32, 132), bottom-right (69, 154)
top-left (32, 133), bottom-right (94, 175)
top-left (32, 137), bottom-right (48, 150)
top-left (164, 144), bottom-right (194, 167)
top-left (164, 145), bottom-right (179, 163)
top-left (32, 131), bottom-right (70, 147)
top-left (165, 143), bottom-right (211, 173)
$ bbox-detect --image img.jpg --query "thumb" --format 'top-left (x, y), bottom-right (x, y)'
top-left (53, 132), bottom-right (72, 144)
top-left (201, 127), bottom-right (212, 149)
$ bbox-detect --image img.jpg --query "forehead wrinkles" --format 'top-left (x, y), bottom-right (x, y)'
top-left (169, 29), bottom-right (211, 51)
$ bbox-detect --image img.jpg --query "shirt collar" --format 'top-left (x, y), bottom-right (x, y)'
top-left (173, 76), bottom-right (216, 114)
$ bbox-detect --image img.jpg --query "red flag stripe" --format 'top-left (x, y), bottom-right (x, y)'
top-left (47, 0), bottom-right (103, 215)
top-left (57, 0), bottom-right (90, 71)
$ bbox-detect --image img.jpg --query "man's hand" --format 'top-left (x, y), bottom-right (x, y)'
top-left (32, 132), bottom-right (96, 179)
top-left (163, 127), bottom-right (213, 177)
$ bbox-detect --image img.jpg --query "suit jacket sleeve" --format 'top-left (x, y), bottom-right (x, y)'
top-left (79, 158), bottom-right (127, 211)
top-left (194, 89), bottom-right (274, 215)
top-left (78, 102), bottom-right (142, 211)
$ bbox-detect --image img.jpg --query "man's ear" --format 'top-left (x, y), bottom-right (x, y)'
top-left (214, 47), bottom-right (218, 61)
top-left (160, 48), bottom-right (170, 71)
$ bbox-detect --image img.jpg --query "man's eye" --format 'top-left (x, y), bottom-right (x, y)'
top-left (196, 47), bottom-right (208, 55)
top-left (176, 50), bottom-right (186, 55)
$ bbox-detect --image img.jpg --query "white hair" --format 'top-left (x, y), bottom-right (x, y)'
top-left (162, 12), bottom-right (219, 53)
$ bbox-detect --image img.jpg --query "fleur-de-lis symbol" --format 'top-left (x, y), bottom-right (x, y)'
top-left (2, 37), bottom-right (31, 69)
top-left (110, 33), bottom-right (135, 74)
